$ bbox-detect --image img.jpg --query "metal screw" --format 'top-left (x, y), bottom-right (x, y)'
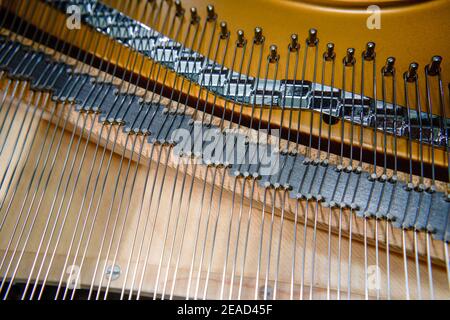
top-left (105, 264), bottom-right (121, 281)
top-left (258, 285), bottom-right (274, 299)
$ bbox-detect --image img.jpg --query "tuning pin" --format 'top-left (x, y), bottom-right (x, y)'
top-left (190, 7), bottom-right (199, 23)
top-left (206, 4), bottom-right (217, 21)
top-left (306, 28), bottom-right (318, 46)
top-left (344, 48), bottom-right (355, 66)
top-left (289, 34), bottom-right (299, 52)
top-left (363, 42), bottom-right (376, 61)
top-left (383, 56), bottom-right (395, 75)
top-left (236, 29), bottom-right (246, 47)
top-left (220, 21), bottom-right (229, 39)
top-left (324, 42), bottom-right (335, 61)
top-left (427, 55), bottom-right (442, 76)
top-left (254, 27), bottom-right (264, 44)
top-left (174, 0), bottom-right (184, 17)
top-left (268, 45), bottom-right (279, 63)
top-left (406, 62), bottom-right (419, 82)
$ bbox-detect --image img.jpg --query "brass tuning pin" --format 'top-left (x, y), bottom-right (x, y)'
top-left (236, 29), bottom-right (246, 47)
top-left (324, 42), bottom-right (335, 61)
top-left (306, 28), bottom-right (318, 46)
top-left (190, 7), bottom-right (200, 24)
top-left (206, 4), bottom-right (217, 21)
top-left (383, 57), bottom-right (396, 76)
top-left (289, 34), bottom-right (299, 52)
top-left (344, 48), bottom-right (356, 66)
top-left (254, 27), bottom-right (264, 45)
top-left (174, 0), bottom-right (184, 17)
top-left (406, 62), bottom-right (419, 82)
top-left (220, 21), bottom-right (229, 39)
top-left (363, 41), bottom-right (376, 61)
top-left (427, 55), bottom-right (442, 76)
top-left (268, 45), bottom-right (279, 63)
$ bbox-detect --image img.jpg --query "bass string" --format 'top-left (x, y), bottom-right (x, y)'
top-left (104, 11), bottom-right (183, 298)
top-left (177, 16), bottom-right (225, 301)
top-left (226, 31), bottom-right (265, 300)
top-left (306, 40), bottom-right (320, 301)
top-left (122, 3), bottom-right (199, 300)
top-left (290, 35), bottom-right (317, 300)
top-left (0, 0), bottom-right (99, 213)
top-left (318, 45), bottom-right (336, 300)
top-left (38, 0), bottom-right (145, 300)
top-left (215, 33), bottom-right (248, 300)
top-left (20, 6), bottom-right (121, 299)
top-left (131, 4), bottom-right (220, 300)
top-left (49, 19), bottom-right (148, 301)
top-left (222, 38), bottom-right (256, 301)
top-left (0, 0), bottom-right (41, 152)
top-left (134, 7), bottom-right (211, 300)
top-left (360, 44), bottom-right (377, 300)
top-left (253, 52), bottom-right (279, 300)
top-left (162, 21), bottom-right (230, 301)
top-left (0, 0), bottom-right (97, 298)
top-left (0, 0), bottom-right (37, 135)
top-left (380, 58), bottom-right (397, 300)
top-left (55, 0), bottom-right (164, 300)
top-left (136, 8), bottom-right (216, 299)
top-left (102, 2), bottom-right (183, 300)
top-left (75, 0), bottom-right (172, 299)
top-left (412, 72), bottom-right (425, 300)
top-left (35, 0), bottom-right (161, 301)
top-left (159, 27), bottom-right (243, 300)
top-left (231, 34), bottom-right (265, 300)
top-left (260, 51), bottom-right (283, 300)
top-left (91, 1), bottom-right (173, 299)
top-left (203, 32), bottom-right (256, 299)
top-left (118, 1), bottom-right (186, 300)
top-left (221, 36), bottom-right (263, 299)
